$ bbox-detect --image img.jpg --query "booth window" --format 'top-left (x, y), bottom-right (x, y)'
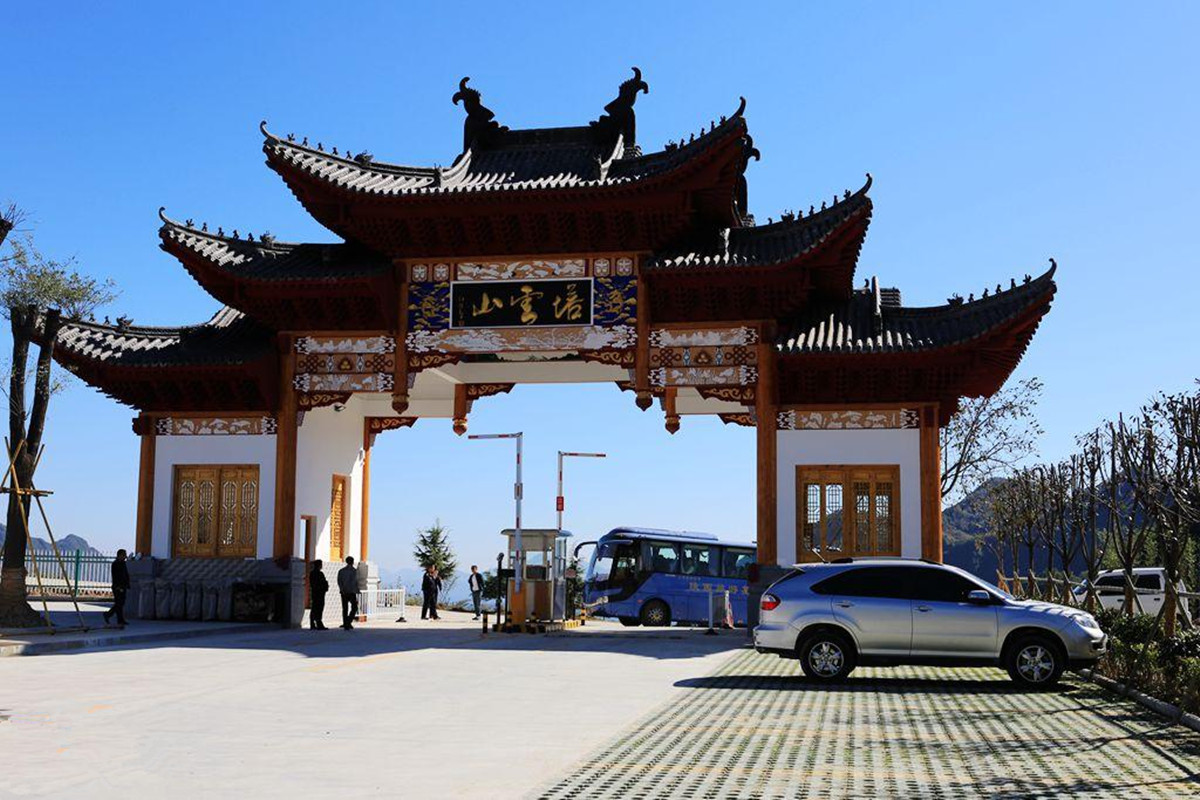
top-left (797, 466), bottom-right (899, 562)
top-left (173, 465), bottom-right (259, 558)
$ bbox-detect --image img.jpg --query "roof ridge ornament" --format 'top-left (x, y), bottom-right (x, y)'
top-left (591, 67), bottom-right (649, 152)
top-left (452, 77), bottom-right (507, 152)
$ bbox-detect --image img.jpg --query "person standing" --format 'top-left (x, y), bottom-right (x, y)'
top-left (468, 565), bottom-right (484, 620)
top-left (103, 549), bottom-right (130, 627)
top-left (421, 565), bottom-right (442, 620)
top-left (338, 556), bottom-right (359, 630)
top-left (309, 559), bottom-right (329, 630)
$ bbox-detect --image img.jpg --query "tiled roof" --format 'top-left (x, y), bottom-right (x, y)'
top-left (778, 265), bottom-right (1057, 354)
top-left (646, 176), bottom-right (873, 271)
top-left (56, 307), bottom-right (272, 368)
top-left (158, 211), bottom-right (390, 281)
top-left (260, 108), bottom-right (748, 198)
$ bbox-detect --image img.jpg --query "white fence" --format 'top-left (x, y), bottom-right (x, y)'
top-left (358, 588), bottom-right (407, 621)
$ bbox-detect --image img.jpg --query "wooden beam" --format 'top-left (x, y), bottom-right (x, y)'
top-left (919, 403), bottom-right (943, 562)
top-left (133, 414), bottom-right (156, 557)
top-left (360, 419), bottom-right (371, 562)
top-left (392, 268), bottom-right (410, 414)
top-left (755, 334), bottom-right (778, 567)
top-left (634, 268), bottom-right (652, 410)
top-left (272, 335), bottom-right (299, 561)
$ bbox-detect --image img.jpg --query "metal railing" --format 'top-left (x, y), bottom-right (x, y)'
top-left (357, 588), bottom-right (407, 621)
top-left (25, 550), bottom-right (117, 599)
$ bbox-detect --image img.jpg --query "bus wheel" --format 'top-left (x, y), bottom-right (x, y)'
top-left (618, 616), bottom-right (640, 627)
top-left (640, 600), bottom-right (670, 627)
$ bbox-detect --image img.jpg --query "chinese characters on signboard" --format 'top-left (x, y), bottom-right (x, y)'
top-left (450, 279), bottom-right (594, 329)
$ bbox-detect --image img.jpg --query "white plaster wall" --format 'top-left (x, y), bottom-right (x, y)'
top-left (151, 434), bottom-right (277, 559)
top-left (775, 428), bottom-right (923, 566)
top-left (294, 398), bottom-right (366, 562)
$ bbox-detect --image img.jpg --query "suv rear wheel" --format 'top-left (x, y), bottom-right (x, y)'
top-left (798, 630), bottom-right (857, 682)
top-left (1005, 635), bottom-right (1065, 688)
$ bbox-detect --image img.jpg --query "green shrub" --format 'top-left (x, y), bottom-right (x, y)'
top-left (1160, 630), bottom-right (1200, 662)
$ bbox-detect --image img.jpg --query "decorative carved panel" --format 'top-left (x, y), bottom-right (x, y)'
top-left (777, 408), bottom-right (921, 431)
top-left (156, 416), bottom-right (277, 436)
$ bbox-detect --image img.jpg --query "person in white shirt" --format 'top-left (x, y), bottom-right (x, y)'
top-left (468, 565), bottom-right (484, 620)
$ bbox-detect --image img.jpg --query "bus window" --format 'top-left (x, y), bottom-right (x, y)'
top-left (723, 548), bottom-right (754, 579)
top-left (611, 542), bottom-right (640, 584)
top-left (681, 544), bottom-right (714, 577)
top-left (644, 542), bottom-right (679, 574)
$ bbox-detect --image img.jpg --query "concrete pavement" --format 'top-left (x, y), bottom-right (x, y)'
top-left (0, 611), bottom-right (741, 799)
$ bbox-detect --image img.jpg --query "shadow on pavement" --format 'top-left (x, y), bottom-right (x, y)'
top-left (27, 613), bottom-right (748, 661)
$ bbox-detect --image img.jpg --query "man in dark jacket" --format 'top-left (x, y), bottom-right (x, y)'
top-left (337, 556), bottom-right (359, 630)
top-left (103, 549), bottom-right (130, 627)
top-left (421, 565), bottom-right (442, 620)
top-left (468, 565), bottom-right (484, 620)
top-left (309, 559), bottom-right (329, 630)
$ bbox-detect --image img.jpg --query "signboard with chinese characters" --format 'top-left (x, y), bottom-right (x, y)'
top-left (450, 278), bottom-right (593, 329)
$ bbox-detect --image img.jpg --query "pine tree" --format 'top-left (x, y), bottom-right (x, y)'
top-left (413, 519), bottom-right (458, 589)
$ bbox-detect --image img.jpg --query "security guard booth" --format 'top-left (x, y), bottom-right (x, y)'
top-left (503, 528), bottom-right (571, 626)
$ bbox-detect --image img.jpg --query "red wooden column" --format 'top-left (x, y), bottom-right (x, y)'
top-left (634, 268), bottom-right (652, 410)
top-left (919, 403), bottom-right (944, 562)
top-left (392, 264), bottom-right (410, 415)
top-left (273, 335), bottom-right (299, 561)
top-left (360, 421), bottom-right (372, 562)
top-left (755, 330), bottom-right (778, 566)
top-left (133, 414), bottom-right (156, 557)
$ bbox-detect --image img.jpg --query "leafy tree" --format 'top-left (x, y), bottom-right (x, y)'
top-left (0, 212), bottom-right (118, 626)
top-left (941, 377), bottom-right (1043, 502)
top-left (412, 519), bottom-right (458, 590)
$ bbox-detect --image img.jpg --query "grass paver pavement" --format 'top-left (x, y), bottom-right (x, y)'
top-left (538, 648), bottom-right (1200, 799)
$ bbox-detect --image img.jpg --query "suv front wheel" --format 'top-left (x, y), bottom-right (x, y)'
top-left (1005, 635), bottom-right (1065, 688)
top-left (798, 630), bottom-right (857, 682)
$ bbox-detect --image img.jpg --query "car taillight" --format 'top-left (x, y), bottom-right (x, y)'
top-left (761, 593), bottom-right (781, 611)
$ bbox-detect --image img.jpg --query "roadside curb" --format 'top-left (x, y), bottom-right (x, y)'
top-left (0, 623), bottom-right (273, 657)
top-left (1077, 668), bottom-right (1200, 733)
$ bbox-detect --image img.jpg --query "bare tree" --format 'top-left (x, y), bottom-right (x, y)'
top-left (1118, 396), bottom-right (1199, 635)
top-left (1075, 433), bottom-right (1107, 612)
top-left (1103, 417), bottom-right (1153, 619)
top-left (0, 225), bottom-right (118, 626)
top-left (941, 377), bottom-right (1043, 501)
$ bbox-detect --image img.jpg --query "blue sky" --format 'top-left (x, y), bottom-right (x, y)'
top-left (2, 3), bottom-right (1197, 574)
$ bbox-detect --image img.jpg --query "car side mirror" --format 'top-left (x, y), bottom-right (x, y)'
top-left (967, 589), bottom-right (993, 605)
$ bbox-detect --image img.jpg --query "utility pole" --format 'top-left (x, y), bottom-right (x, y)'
top-left (557, 450), bottom-right (606, 532)
top-left (469, 432), bottom-right (524, 590)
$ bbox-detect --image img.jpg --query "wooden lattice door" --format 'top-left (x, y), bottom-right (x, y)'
top-left (329, 475), bottom-right (348, 562)
top-left (796, 465), bottom-right (900, 563)
top-left (173, 465), bottom-right (258, 558)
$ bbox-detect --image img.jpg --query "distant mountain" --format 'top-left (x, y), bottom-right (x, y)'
top-left (0, 525), bottom-right (104, 556)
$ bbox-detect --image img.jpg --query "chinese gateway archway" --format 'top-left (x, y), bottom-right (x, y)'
top-left (53, 71), bottom-right (1055, 624)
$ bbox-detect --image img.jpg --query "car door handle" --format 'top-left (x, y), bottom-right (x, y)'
top-left (916, 605), bottom-right (932, 613)
top-left (837, 600), bottom-right (854, 608)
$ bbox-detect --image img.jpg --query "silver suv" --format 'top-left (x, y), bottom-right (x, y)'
top-left (753, 559), bottom-right (1107, 688)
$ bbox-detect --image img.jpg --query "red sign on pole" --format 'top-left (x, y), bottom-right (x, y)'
top-left (556, 496), bottom-right (564, 512)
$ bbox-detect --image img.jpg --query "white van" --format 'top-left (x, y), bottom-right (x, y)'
top-left (1074, 568), bottom-right (1192, 623)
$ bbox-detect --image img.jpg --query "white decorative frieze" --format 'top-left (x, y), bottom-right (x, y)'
top-left (295, 336), bottom-right (395, 355)
top-left (293, 373), bottom-right (394, 393)
top-left (156, 416), bottom-right (278, 436)
top-left (407, 325), bottom-right (636, 354)
top-left (456, 259), bottom-right (587, 282)
top-left (777, 409), bottom-right (921, 431)
top-left (650, 365), bottom-right (758, 387)
top-left (649, 326), bottom-right (759, 348)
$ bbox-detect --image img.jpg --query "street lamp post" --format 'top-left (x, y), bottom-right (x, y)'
top-left (468, 432), bottom-right (524, 591)
top-left (557, 450), bottom-right (607, 532)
